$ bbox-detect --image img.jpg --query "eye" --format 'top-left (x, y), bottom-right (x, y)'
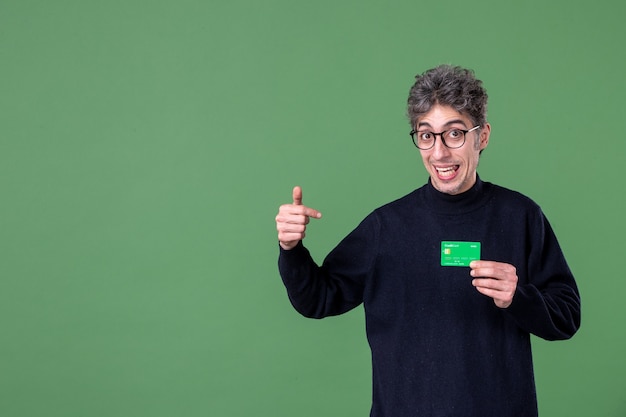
top-left (447, 129), bottom-right (463, 139)
top-left (419, 132), bottom-right (433, 140)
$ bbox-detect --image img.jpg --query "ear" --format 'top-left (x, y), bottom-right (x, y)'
top-left (478, 122), bottom-right (491, 151)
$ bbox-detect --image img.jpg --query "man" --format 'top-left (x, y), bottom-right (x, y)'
top-left (275, 64), bottom-right (580, 416)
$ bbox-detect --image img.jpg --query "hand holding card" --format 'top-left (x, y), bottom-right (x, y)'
top-left (470, 260), bottom-right (519, 308)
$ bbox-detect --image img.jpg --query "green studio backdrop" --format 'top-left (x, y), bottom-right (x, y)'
top-left (1, 0), bottom-right (624, 416)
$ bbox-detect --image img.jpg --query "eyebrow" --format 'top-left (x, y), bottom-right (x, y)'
top-left (417, 119), bottom-right (468, 130)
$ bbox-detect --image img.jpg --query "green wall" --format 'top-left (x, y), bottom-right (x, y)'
top-left (1, 0), bottom-right (624, 415)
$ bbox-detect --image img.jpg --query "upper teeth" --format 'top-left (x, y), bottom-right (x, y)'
top-left (436, 167), bottom-right (455, 172)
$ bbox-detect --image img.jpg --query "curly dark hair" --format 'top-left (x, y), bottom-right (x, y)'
top-left (407, 65), bottom-right (488, 129)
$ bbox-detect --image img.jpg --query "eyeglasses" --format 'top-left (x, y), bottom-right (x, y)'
top-left (409, 125), bottom-right (480, 150)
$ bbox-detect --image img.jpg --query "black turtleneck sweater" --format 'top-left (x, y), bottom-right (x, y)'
top-left (278, 177), bottom-right (581, 417)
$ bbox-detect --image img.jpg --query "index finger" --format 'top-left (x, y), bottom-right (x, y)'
top-left (302, 206), bottom-right (322, 219)
top-left (469, 260), bottom-right (488, 269)
top-left (470, 260), bottom-right (514, 270)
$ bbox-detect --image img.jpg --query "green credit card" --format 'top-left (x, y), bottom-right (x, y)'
top-left (441, 241), bottom-right (481, 267)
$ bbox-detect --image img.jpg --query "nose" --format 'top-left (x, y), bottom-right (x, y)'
top-left (431, 134), bottom-right (451, 159)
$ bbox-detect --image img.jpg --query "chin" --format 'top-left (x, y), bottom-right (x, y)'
top-left (432, 178), bottom-right (466, 195)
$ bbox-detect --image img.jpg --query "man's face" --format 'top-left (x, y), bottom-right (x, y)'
top-left (416, 105), bottom-right (491, 195)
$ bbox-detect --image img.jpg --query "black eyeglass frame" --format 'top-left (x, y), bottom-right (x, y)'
top-left (409, 125), bottom-right (481, 150)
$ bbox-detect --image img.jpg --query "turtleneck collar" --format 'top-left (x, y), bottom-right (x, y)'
top-left (421, 174), bottom-right (492, 215)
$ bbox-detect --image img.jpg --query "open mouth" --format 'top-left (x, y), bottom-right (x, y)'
top-left (435, 165), bottom-right (459, 180)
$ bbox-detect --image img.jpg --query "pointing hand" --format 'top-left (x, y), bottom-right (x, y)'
top-left (276, 186), bottom-right (322, 250)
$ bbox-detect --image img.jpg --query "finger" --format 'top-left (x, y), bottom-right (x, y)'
top-left (469, 260), bottom-right (495, 270)
top-left (278, 231), bottom-right (305, 242)
top-left (470, 262), bottom-right (515, 279)
top-left (292, 186), bottom-right (303, 206)
top-left (287, 186), bottom-right (322, 218)
top-left (473, 283), bottom-right (499, 296)
top-left (303, 207), bottom-right (322, 219)
top-left (277, 222), bottom-right (307, 234)
top-left (472, 276), bottom-right (517, 297)
top-left (470, 267), bottom-right (499, 279)
top-left (278, 206), bottom-right (321, 221)
top-left (472, 278), bottom-right (505, 290)
top-left (470, 260), bottom-right (516, 273)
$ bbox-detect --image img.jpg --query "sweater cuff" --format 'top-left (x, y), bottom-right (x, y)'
top-left (278, 240), bottom-right (308, 259)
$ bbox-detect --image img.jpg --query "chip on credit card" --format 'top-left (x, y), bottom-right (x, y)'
top-left (441, 241), bottom-right (481, 267)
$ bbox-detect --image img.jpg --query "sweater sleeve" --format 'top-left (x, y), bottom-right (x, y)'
top-left (278, 212), bottom-right (379, 319)
top-left (505, 210), bottom-right (581, 340)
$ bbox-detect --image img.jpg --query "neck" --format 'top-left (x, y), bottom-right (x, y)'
top-left (422, 174), bottom-right (491, 215)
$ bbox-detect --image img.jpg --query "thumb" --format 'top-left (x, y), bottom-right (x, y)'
top-left (292, 185), bottom-right (303, 205)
